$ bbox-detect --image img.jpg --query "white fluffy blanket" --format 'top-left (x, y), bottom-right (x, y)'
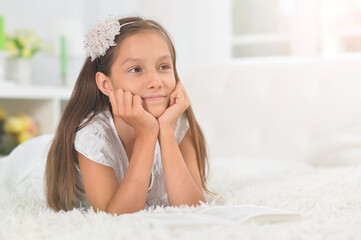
top-left (1, 156), bottom-right (361, 239)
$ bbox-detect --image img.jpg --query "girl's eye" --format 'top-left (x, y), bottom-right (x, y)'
top-left (159, 65), bottom-right (170, 70)
top-left (129, 67), bottom-right (141, 73)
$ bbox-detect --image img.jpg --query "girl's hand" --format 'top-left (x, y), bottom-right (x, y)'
top-left (158, 81), bottom-right (190, 130)
top-left (109, 89), bottom-right (159, 137)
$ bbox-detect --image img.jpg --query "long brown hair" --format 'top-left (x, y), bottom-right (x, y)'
top-left (45, 16), bottom-right (214, 211)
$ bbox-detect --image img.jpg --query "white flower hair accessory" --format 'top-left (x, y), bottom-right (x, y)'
top-left (83, 15), bottom-right (121, 62)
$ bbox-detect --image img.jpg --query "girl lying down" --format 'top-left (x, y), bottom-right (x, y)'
top-left (0, 15), bottom-right (213, 215)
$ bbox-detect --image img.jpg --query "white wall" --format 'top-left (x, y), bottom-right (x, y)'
top-left (1, 0), bottom-right (231, 86)
top-left (138, 0), bottom-right (232, 64)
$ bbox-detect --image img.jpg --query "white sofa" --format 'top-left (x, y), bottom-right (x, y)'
top-left (180, 54), bottom-right (361, 163)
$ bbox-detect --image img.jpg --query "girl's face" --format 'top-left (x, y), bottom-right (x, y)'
top-left (110, 30), bottom-right (176, 118)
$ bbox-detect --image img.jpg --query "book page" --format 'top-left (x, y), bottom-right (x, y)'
top-left (145, 205), bottom-right (302, 226)
top-left (145, 213), bottom-right (234, 226)
top-left (196, 205), bottom-right (302, 224)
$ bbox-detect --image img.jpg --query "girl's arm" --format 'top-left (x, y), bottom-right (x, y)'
top-left (157, 82), bottom-right (206, 207)
top-left (78, 131), bottom-right (157, 215)
top-left (159, 127), bottom-right (206, 207)
top-left (79, 89), bottom-right (159, 215)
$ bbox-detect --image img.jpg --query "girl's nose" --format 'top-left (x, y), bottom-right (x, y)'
top-left (146, 70), bottom-right (164, 89)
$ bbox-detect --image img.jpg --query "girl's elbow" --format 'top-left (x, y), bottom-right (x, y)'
top-left (169, 197), bottom-right (206, 208)
top-left (105, 204), bottom-right (145, 215)
top-left (197, 196), bottom-right (207, 206)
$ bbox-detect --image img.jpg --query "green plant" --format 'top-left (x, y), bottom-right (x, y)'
top-left (5, 28), bottom-right (42, 59)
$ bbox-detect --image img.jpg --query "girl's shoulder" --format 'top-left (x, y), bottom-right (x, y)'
top-left (74, 109), bottom-right (120, 168)
top-left (77, 109), bottom-right (114, 136)
top-left (74, 109), bottom-right (118, 151)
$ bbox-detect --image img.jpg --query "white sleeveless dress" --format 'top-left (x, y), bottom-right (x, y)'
top-left (0, 108), bottom-right (189, 209)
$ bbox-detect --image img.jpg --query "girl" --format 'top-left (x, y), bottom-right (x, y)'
top-left (41, 15), bottom-right (212, 214)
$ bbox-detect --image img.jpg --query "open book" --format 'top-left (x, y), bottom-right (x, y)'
top-left (145, 205), bottom-right (303, 225)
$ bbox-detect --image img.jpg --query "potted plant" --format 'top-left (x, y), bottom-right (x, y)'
top-left (5, 28), bottom-right (42, 84)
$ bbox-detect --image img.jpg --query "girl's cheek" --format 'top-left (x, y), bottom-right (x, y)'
top-left (113, 81), bottom-right (137, 94)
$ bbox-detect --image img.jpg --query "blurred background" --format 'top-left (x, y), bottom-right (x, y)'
top-left (1, 0), bottom-right (361, 164)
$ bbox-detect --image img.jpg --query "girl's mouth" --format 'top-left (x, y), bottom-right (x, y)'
top-left (143, 95), bottom-right (165, 101)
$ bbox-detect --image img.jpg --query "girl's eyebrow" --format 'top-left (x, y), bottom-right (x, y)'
top-left (121, 55), bottom-right (171, 66)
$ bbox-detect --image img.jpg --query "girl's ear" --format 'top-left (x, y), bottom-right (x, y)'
top-left (96, 72), bottom-right (113, 96)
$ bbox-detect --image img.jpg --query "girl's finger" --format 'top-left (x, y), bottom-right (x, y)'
top-left (176, 81), bottom-right (183, 90)
top-left (115, 89), bottom-right (125, 114)
top-left (133, 95), bottom-right (143, 112)
top-left (109, 91), bottom-right (118, 115)
top-left (170, 91), bottom-right (178, 106)
top-left (170, 96), bottom-right (174, 106)
top-left (180, 87), bottom-right (189, 103)
top-left (176, 82), bottom-right (186, 96)
top-left (176, 82), bottom-right (190, 105)
top-left (124, 91), bottom-right (134, 114)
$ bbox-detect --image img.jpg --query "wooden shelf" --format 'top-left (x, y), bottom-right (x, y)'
top-left (0, 81), bottom-right (72, 99)
top-left (0, 81), bottom-right (72, 134)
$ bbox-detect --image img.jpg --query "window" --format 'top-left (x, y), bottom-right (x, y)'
top-left (321, 0), bottom-right (361, 55)
top-left (231, 0), bottom-right (361, 58)
top-left (232, 0), bottom-right (293, 58)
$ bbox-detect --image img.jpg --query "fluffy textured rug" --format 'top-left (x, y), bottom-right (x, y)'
top-left (1, 156), bottom-right (361, 240)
